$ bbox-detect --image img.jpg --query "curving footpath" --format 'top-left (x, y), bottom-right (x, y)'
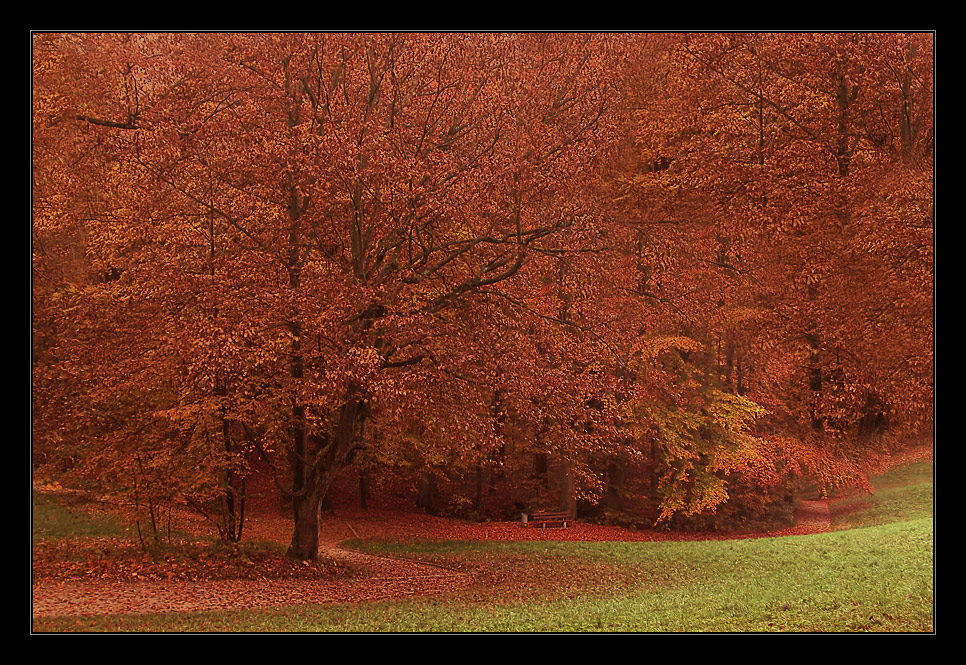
top-left (33, 501), bottom-right (833, 619)
top-left (32, 541), bottom-right (472, 618)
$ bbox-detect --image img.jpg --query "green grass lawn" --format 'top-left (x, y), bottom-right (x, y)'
top-left (828, 461), bottom-right (934, 531)
top-left (32, 460), bottom-right (934, 633)
top-left (32, 492), bottom-right (133, 541)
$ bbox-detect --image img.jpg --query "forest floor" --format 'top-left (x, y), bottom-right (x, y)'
top-left (33, 445), bottom-right (932, 621)
top-left (31, 497), bottom-right (840, 619)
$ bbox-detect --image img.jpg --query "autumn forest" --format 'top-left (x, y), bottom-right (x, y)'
top-left (32, 32), bottom-right (934, 563)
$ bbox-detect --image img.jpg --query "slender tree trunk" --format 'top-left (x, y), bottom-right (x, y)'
top-left (606, 459), bottom-right (627, 511)
top-left (806, 330), bottom-right (824, 432)
top-left (899, 47), bottom-right (922, 164)
top-left (560, 458), bottom-right (576, 517)
top-left (724, 336), bottom-right (736, 391)
top-left (737, 353), bottom-right (748, 396)
top-left (648, 439), bottom-right (659, 494)
top-left (359, 469), bottom-right (371, 509)
top-left (220, 415), bottom-right (245, 542)
top-left (474, 465), bottom-right (487, 514)
top-left (321, 489), bottom-right (335, 515)
top-left (533, 452), bottom-right (549, 487)
top-left (418, 471), bottom-right (437, 515)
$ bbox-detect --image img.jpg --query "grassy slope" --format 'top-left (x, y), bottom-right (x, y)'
top-left (828, 461), bottom-right (934, 530)
top-left (32, 461), bottom-right (934, 633)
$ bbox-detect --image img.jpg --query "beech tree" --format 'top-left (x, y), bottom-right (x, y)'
top-left (34, 32), bottom-right (933, 550)
top-left (34, 32), bottom-right (630, 559)
top-left (625, 32), bottom-right (933, 490)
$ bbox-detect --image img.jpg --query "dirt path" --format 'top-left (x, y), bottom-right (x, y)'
top-left (794, 499), bottom-right (833, 530)
top-left (32, 510), bottom-right (475, 619)
top-left (32, 501), bottom-right (834, 620)
top-left (32, 543), bottom-right (472, 618)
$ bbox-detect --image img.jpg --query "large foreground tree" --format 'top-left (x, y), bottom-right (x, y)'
top-left (34, 32), bottom-right (631, 559)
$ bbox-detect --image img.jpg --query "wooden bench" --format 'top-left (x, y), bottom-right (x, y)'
top-left (527, 511), bottom-right (572, 529)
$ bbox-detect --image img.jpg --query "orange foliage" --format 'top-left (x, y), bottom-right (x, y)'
top-left (33, 33), bottom-right (933, 554)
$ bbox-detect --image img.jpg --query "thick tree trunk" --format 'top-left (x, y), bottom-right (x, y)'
top-left (287, 394), bottom-right (369, 560)
top-left (858, 394), bottom-right (889, 438)
top-left (288, 487), bottom-right (324, 560)
top-left (286, 450), bottom-right (335, 560)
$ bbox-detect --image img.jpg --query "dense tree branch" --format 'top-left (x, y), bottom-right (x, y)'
top-left (75, 114), bottom-right (139, 130)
